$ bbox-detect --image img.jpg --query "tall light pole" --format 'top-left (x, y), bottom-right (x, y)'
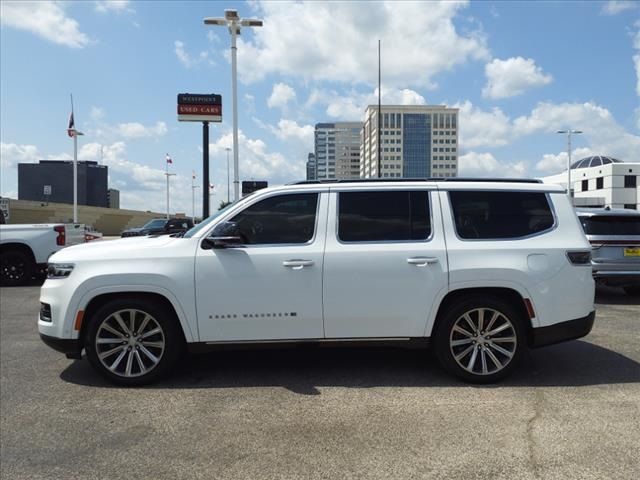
top-left (191, 173), bottom-right (200, 224)
top-left (71, 130), bottom-right (84, 224)
top-left (556, 129), bottom-right (583, 200)
top-left (204, 10), bottom-right (263, 202)
top-left (225, 147), bottom-right (231, 203)
top-left (164, 154), bottom-right (175, 219)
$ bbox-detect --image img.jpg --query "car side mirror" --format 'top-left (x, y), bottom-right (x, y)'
top-left (204, 221), bottom-right (245, 249)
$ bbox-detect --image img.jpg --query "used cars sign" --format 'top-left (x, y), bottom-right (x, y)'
top-left (177, 93), bottom-right (222, 122)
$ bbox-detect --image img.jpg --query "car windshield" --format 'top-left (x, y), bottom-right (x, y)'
top-left (579, 215), bottom-right (640, 236)
top-left (183, 204), bottom-right (235, 238)
top-left (143, 219), bottom-right (166, 229)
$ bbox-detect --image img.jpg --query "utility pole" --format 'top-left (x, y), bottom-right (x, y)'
top-left (225, 147), bottom-right (231, 203)
top-left (377, 39), bottom-right (382, 179)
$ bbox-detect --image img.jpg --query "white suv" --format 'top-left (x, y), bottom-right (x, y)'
top-left (39, 180), bottom-right (595, 385)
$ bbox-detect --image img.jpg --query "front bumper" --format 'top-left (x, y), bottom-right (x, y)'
top-left (530, 311), bottom-right (595, 348)
top-left (40, 334), bottom-right (82, 359)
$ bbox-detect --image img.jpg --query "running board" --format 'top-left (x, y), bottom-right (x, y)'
top-left (187, 337), bottom-right (430, 354)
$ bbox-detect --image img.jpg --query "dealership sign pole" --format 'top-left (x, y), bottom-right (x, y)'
top-left (178, 93), bottom-right (222, 218)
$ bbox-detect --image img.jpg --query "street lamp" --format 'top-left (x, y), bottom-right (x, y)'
top-left (204, 9), bottom-right (263, 202)
top-left (225, 147), bottom-right (231, 203)
top-left (556, 129), bottom-right (583, 200)
top-left (69, 129), bottom-right (84, 224)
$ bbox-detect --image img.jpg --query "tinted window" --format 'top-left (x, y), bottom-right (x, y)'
top-left (144, 219), bottom-right (166, 229)
top-left (625, 176), bottom-right (637, 188)
top-left (450, 191), bottom-right (554, 239)
top-left (338, 191), bottom-right (431, 242)
top-left (596, 177), bottom-right (603, 189)
top-left (230, 193), bottom-right (318, 244)
top-left (579, 216), bottom-right (640, 235)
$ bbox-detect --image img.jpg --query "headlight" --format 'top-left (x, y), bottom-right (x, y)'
top-left (47, 263), bottom-right (74, 279)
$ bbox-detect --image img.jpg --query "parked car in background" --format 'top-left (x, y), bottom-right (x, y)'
top-left (576, 208), bottom-right (640, 296)
top-left (1, 223), bottom-right (85, 286)
top-left (39, 179), bottom-right (595, 386)
top-left (121, 218), bottom-right (194, 237)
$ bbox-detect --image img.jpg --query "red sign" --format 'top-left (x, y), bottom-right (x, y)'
top-left (177, 104), bottom-right (222, 115)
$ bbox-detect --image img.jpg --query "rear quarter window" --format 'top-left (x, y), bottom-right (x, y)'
top-left (449, 191), bottom-right (554, 240)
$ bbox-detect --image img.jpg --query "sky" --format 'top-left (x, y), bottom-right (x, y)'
top-left (1, 0), bottom-right (639, 216)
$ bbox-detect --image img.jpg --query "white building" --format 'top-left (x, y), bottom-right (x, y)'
top-left (314, 122), bottom-right (362, 180)
top-left (360, 105), bottom-right (459, 179)
top-left (541, 155), bottom-right (639, 209)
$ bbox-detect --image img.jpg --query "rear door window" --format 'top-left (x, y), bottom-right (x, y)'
top-left (579, 216), bottom-right (640, 235)
top-left (338, 190), bottom-right (431, 242)
top-left (449, 191), bottom-right (554, 239)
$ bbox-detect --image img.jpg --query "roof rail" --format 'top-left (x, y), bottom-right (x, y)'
top-left (291, 178), bottom-right (542, 185)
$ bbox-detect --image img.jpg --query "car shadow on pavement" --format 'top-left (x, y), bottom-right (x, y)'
top-left (60, 340), bottom-right (640, 394)
top-left (596, 285), bottom-right (639, 305)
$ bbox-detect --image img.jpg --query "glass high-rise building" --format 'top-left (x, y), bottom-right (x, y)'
top-left (314, 122), bottom-right (362, 180)
top-left (361, 105), bottom-right (459, 179)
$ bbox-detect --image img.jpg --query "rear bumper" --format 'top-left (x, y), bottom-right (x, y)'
top-left (530, 311), bottom-right (595, 348)
top-left (593, 270), bottom-right (640, 287)
top-left (40, 333), bottom-right (82, 359)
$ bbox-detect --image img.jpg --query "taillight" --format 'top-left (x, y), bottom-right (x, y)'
top-left (54, 225), bottom-right (65, 246)
top-left (566, 250), bottom-right (591, 265)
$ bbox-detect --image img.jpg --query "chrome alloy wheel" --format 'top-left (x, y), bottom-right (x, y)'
top-left (449, 308), bottom-right (517, 376)
top-left (95, 309), bottom-right (165, 378)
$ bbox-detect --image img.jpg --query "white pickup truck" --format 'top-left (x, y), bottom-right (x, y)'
top-left (0, 223), bottom-right (85, 286)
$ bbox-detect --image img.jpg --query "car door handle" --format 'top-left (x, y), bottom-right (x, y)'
top-left (406, 257), bottom-right (439, 267)
top-left (282, 259), bottom-right (315, 270)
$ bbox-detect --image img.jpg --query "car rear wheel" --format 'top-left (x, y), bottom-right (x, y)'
top-left (434, 295), bottom-right (525, 383)
top-left (0, 249), bottom-right (34, 286)
top-left (84, 297), bottom-right (184, 386)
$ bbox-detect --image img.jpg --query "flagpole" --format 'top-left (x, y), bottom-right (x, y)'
top-left (166, 157), bottom-right (170, 219)
top-left (73, 134), bottom-right (78, 223)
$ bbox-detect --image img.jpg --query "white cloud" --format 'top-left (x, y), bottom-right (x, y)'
top-left (90, 106), bottom-right (105, 121)
top-left (95, 1), bottom-right (133, 14)
top-left (234, 1), bottom-right (488, 87)
top-left (482, 57), bottom-right (553, 99)
top-left (269, 120), bottom-right (314, 144)
top-left (535, 147), bottom-right (595, 174)
top-left (455, 101), bottom-right (511, 148)
top-left (312, 87), bottom-right (427, 121)
top-left (458, 151), bottom-right (527, 178)
top-left (174, 40), bottom-right (212, 68)
top-left (208, 130), bottom-right (305, 198)
top-left (267, 83), bottom-right (296, 109)
top-left (116, 121), bottom-right (168, 139)
top-left (1, 1), bottom-right (90, 49)
top-left (601, 1), bottom-right (638, 15)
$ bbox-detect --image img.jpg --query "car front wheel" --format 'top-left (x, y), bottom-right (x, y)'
top-left (84, 297), bottom-right (183, 386)
top-left (434, 295), bottom-right (525, 383)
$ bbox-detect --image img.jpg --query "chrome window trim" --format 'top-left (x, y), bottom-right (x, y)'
top-left (333, 189), bottom-right (435, 245)
top-left (447, 191), bottom-right (559, 242)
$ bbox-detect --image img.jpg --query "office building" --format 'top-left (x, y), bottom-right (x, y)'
top-left (361, 105), bottom-right (459, 179)
top-left (306, 153), bottom-right (316, 181)
top-left (314, 122), bottom-right (362, 180)
top-left (18, 160), bottom-right (108, 207)
top-left (541, 155), bottom-right (639, 209)
top-left (107, 188), bottom-right (120, 209)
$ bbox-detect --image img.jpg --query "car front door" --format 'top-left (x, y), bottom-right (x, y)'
top-left (322, 187), bottom-right (448, 338)
top-left (195, 190), bottom-right (328, 342)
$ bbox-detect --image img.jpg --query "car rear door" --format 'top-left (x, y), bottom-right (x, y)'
top-left (322, 186), bottom-right (448, 338)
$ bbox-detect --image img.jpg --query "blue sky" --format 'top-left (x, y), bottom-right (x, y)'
top-left (1, 0), bottom-right (639, 215)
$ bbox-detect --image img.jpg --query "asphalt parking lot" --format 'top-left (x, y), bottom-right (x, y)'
top-left (1, 286), bottom-right (638, 480)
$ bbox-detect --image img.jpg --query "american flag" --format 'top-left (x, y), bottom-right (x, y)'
top-left (166, 153), bottom-right (173, 164)
top-left (67, 111), bottom-right (75, 137)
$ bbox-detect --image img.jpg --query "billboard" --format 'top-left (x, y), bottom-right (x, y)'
top-left (177, 93), bottom-right (222, 122)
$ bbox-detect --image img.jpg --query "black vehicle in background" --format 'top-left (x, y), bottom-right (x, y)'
top-left (121, 218), bottom-right (194, 238)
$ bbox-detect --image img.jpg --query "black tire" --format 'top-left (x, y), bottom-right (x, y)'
top-left (623, 286), bottom-right (640, 297)
top-left (84, 297), bottom-right (184, 386)
top-left (434, 295), bottom-right (526, 383)
top-left (0, 249), bottom-right (34, 286)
